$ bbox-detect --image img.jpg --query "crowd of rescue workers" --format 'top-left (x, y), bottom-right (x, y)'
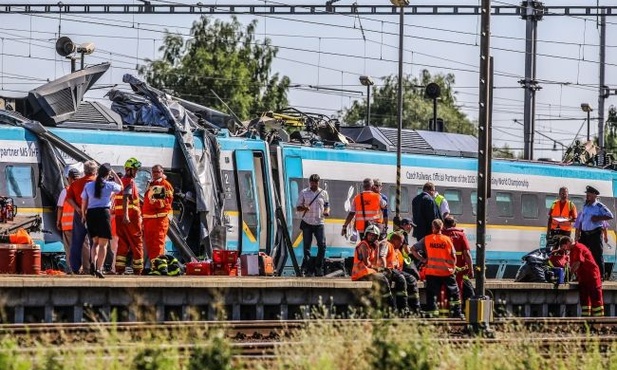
top-left (56, 157), bottom-right (613, 318)
top-left (296, 175), bottom-right (613, 318)
top-left (58, 158), bottom-right (176, 279)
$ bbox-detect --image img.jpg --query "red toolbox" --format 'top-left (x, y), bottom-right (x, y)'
top-left (185, 261), bottom-right (212, 276)
top-left (213, 262), bottom-right (232, 276)
top-left (212, 250), bottom-right (238, 265)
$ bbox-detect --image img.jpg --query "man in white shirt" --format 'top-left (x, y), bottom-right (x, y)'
top-left (296, 174), bottom-right (330, 276)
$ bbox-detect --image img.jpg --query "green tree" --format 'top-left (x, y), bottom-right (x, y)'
top-left (493, 144), bottom-right (516, 159)
top-left (138, 16), bottom-right (290, 120)
top-left (605, 105), bottom-right (617, 161)
top-left (341, 70), bottom-right (476, 135)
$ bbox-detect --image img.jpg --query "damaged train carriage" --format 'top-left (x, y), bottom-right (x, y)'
top-left (0, 64), bottom-right (278, 269)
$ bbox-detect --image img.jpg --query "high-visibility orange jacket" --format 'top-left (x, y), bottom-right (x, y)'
top-left (424, 234), bottom-right (456, 277)
top-left (351, 240), bottom-right (378, 281)
top-left (114, 177), bottom-right (140, 216)
top-left (9, 228), bottom-right (33, 244)
top-left (378, 241), bottom-right (398, 269)
top-left (394, 249), bottom-right (404, 271)
top-left (549, 200), bottom-right (577, 232)
top-left (61, 187), bottom-right (74, 232)
top-left (142, 177), bottom-right (174, 218)
top-left (352, 191), bottom-right (383, 232)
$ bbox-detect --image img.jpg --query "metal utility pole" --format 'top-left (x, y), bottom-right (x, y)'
top-left (391, 0), bottom-right (408, 228)
top-left (598, 10), bottom-right (606, 164)
top-left (468, 0), bottom-right (493, 333)
top-left (520, 1), bottom-right (543, 161)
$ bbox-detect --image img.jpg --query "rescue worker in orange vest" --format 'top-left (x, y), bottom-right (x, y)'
top-left (372, 178), bottom-right (389, 236)
top-left (351, 224), bottom-right (395, 309)
top-left (546, 186), bottom-right (577, 242)
top-left (56, 167), bottom-right (90, 273)
top-left (65, 160), bottom-right (97, 275)
top-left (142, 164), bottom-right (174, 271)
top-left (442, 216), bottom-right (475, 305)
top-left (114, 158), bottom-right (144, 275)
top-left (342, 178), bottom-right (387, 240)
top-left (411, 219), bottom-right (463, 319)
top-left (382, 232), bottom-right (421, 314)
top-left (558, 236), bottom-right (604, 316)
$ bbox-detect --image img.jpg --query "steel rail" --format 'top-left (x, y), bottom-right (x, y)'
top-left (3, 317), bottom-right (617, 339)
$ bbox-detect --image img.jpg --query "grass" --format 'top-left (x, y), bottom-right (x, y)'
top-left (1, 318), bottom-right (617, 369)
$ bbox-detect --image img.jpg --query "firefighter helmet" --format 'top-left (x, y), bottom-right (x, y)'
top-left (124, 157), bottom-right (142, 169)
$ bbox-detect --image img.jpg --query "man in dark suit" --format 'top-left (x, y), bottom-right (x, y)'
top-left (411, 182), bottom-right (441, 241)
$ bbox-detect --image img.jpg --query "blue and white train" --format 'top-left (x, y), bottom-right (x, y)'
top-left (0, 64), bottom-right (615, 278)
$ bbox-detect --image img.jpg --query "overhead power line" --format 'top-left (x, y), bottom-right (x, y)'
top-left (0, 3), bottom-right (617, 16)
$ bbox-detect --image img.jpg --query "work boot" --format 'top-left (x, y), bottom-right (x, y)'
top-left (396, 296), bottom-right (409, 313)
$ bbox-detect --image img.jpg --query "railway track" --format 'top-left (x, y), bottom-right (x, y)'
top-left (3, 316), bottom-right (617, 343)
top-left (2, 318), bottom-right (617, 366)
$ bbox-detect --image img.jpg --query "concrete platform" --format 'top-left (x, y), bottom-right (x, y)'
top-left (0, 275), bottom-right (616, 322)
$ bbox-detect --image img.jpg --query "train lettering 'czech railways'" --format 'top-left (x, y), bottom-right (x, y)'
top-left (0, 63), bottom-right (615, 278)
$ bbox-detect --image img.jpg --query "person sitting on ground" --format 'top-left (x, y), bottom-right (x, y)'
top-left (384, 232), bottom-right (421, 314)
top-left (350, 225), bottom-right (394, 309)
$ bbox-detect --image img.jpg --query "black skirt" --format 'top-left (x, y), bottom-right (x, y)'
top-left (86, 207), bottom-right (112, 239)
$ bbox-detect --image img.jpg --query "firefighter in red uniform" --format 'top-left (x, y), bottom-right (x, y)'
top-left (442, 216), bottom-right (475, 304)
top-left (142, 164), bottom-right (174, 269)
top-left (114, 158), bottom-right (144, 275)
top-left (559, 236), bottom-right (604, 317)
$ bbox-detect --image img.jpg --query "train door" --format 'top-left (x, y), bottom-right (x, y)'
top-left (233, 150), bottom-right (270, 254)
top-left (281, 154), bottom-right (304, 272)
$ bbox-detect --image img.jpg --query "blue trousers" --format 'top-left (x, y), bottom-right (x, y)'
top-left (70, 211), bottom-right (91, 273)
top-left (301, 222), bottom-right (326, 275)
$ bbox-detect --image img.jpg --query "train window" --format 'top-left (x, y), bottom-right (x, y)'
top-left (471, 191), bottom-right (477, 216)
top-left (389, 186), bottom-right (409, 213)
top-left (521, 194), bottom-right (538, 219)
top-left (570, 196), bottom-right (584, 212)
top-left (444, 189), bottom-right (462, 215)
top-left (163, 172), bottom-right (182, 192)
top-left (290, 180), bottom-right (300, 211)
top-left (545, 197), bottom-right (555, 211)
top-left (134, 170), bottom-right (152, 195)
top-left (5, 165), bottom-right (35, 198)
top-left (496, 192), bottom-right (513, 217)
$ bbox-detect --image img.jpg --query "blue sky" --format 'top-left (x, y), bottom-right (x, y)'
top-left (0, 0), bottom-right (614, 159)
